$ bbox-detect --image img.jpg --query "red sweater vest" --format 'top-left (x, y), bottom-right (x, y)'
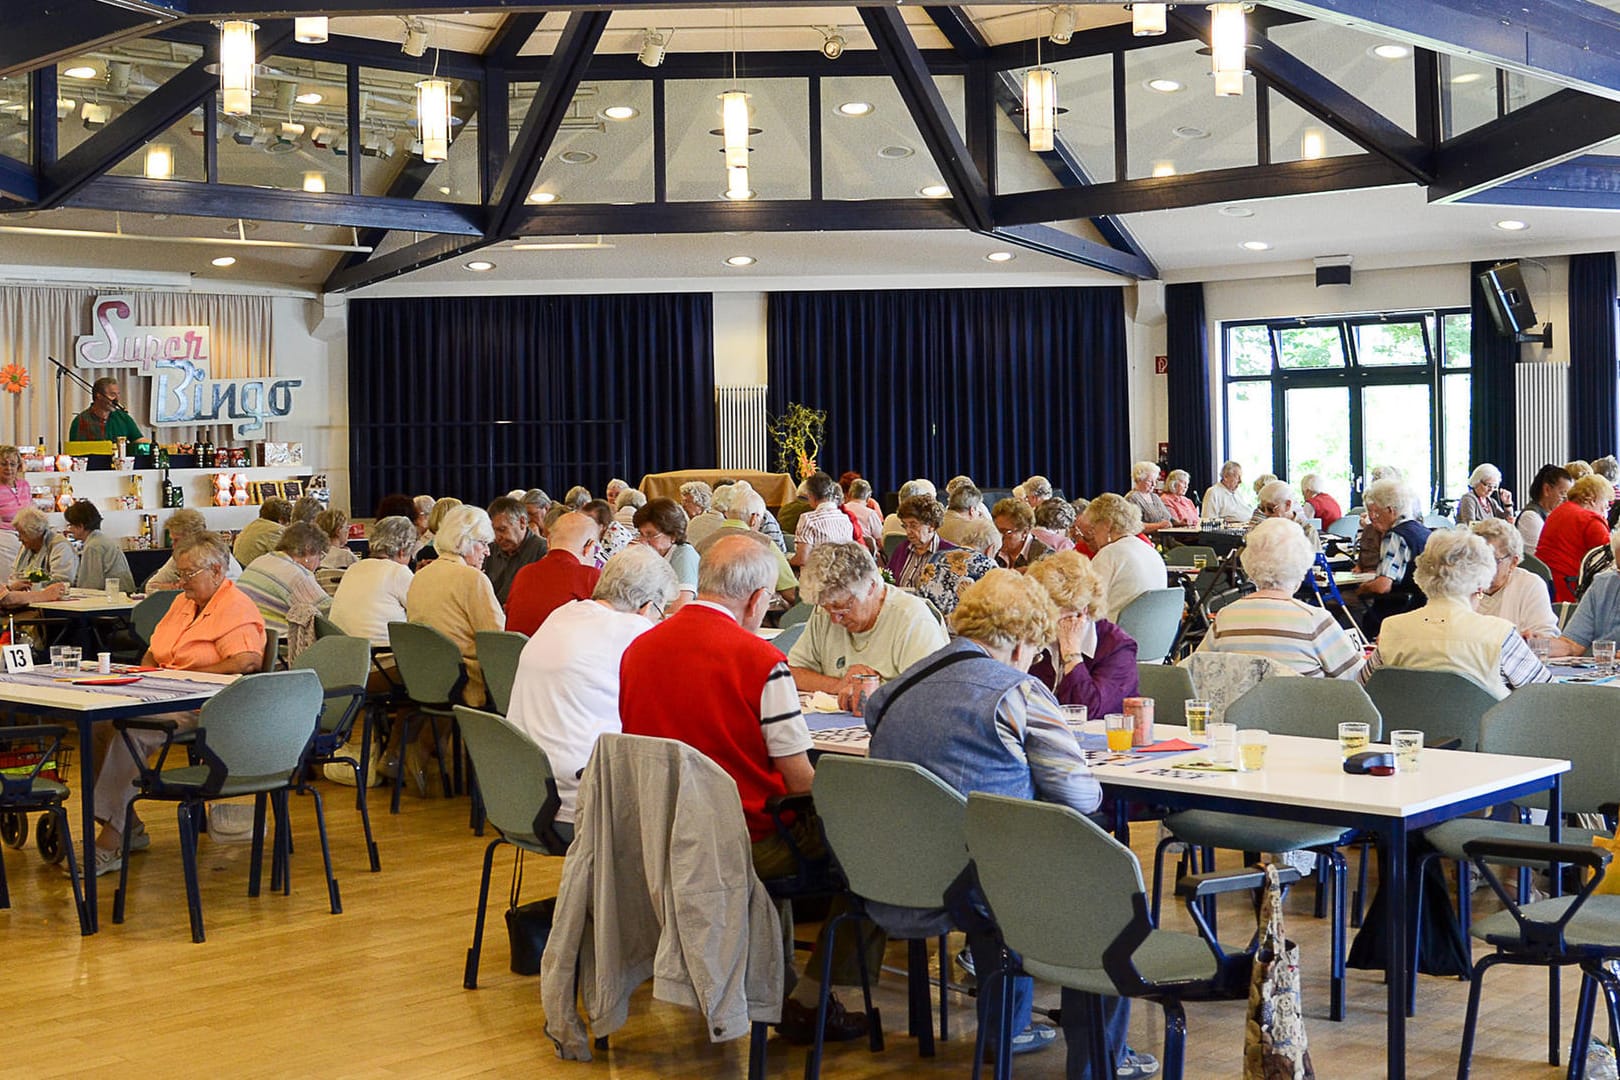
top-left (619, 604), bottom-right (790, 840)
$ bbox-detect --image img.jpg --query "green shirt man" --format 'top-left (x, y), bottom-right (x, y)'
top-left (68, 377), bottom-right (145, 443)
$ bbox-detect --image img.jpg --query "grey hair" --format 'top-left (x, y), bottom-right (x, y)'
top-left (175, 531), bottom-right (231, 573)
top-left (368, 516), bottom-right (418, 559)
top-left (1035, 499), bottom-right (1076, 531)
top-left (1081, 493), bottom-right (1143, 539)
top-left (1467, 463), bottom-right (1503, 487)
top-left (1470, 517), bottom-right (1523, 562)
top-left (946, 475), bottom-right (975, 496)
top-left (1166, 469), bottom-right (1190, 489)
top-left (726, 487), bottom-right (766, 522)
top-left (800, 541), bottom-right (880, 606)
top-left (1257, 480), bottom-right (1298, 514)
top-left (563, 486), bottom-right (591, 509)
top-left (1219, 460), bottom-right (1242, 480)
top-left (1299, 473), bottom-right (1321, 497)
top-left (594, 545), bottom-right (678, 612)
top-left (1595, 457), bottom-right (1620, 483)
top-left (1413, 528), bottom-right (1496, 599)
top-left (847, 478), bottom-right (872, 501)
top-left (434, 505), bottom-right (495, 557)
top-left (12, 507), bottom-right (48, 541)
top-left (679, 481), bottom-right (714, 511)
top-left (898, 478), bottom-right (937, 501)
top-left (956, 515), bottom-right (1000, 553)
top-left (522, 488), bottom-right (552, 510)
top-left (711, 483), bottom-right (738, 513)
top-left (1364, 477), bottom-right (1413, 516)
top-left (1023, 475), bottom-right (1054, 500)
top-left (614, 488), bottom-right (647, 510)
top-left (947, 483), bottom-right (983, 512)
top-left (413, 495), bottom-right (436, 516)
top-left (165, 507), bottom-right (209, 543)
top-left (290, 495), bottom-right (322, 523)
top-left (1369, 464), bottom-right (1403, 483)
top-left (1239, 518), bottom-right (1315, 591)
top-left (604, 478), bottom-right (630, 496)
top-left (697, 533), bottom-right (781, 600)
top-left (1130, 461), bottom-right (1160, 485)
top-left (277, 521), bottom-right (331, 559)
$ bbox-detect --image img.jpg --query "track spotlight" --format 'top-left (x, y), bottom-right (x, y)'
top-left (1131, 4), bottom-right (1169, 37)
top-left (1050, 6), bottom-right (1077, 45)
top-left (401, 18), bottom-right (429, 58)
top-left (637, 29), bottom-right (667, 68)
top-left (820, 28), bottom-right (846, 60)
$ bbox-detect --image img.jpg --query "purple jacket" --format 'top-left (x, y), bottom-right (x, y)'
top-left (1028, 618), bottom-right (1140, 718)
top-left (888, 535), bottom-right (957, 587)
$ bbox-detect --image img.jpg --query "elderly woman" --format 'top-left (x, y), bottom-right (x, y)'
top-left (413, 494), bottom-right (437, 535)
top-left (1032, 499), bottom-right (1078, 554)
top-left (1537, 473), bottom-right (1614, 603)
top-left (1456, 464), bottom-right (1514, 524)
top-left (563, 485), bottom-right (591, 510)
top-left (604, 478), bottom-right (631, 506)
top-left (10, 507), bottom-right (77, 588)
top-left (1202, 459), bottom-right (1250, 523)
top-left (787, 541), bottom-right (949, 708)
top-left (1299, 474), bottom-right (1343, 529)
top-left (63, 501), bottom-right (134, 594)
top-left (582, 498), bottom-right (636, 567)
top-left (632, 496), bottom-right (698, 612)
top-left (1361, 529), bottom-right (1553, 699)
top-left (947, 475), bottom-right (994, 520)
top-left (1566, 460), bottom-right (1594, 481)
top-left (315, 508), bottom-right (356, 596)
top-left (1027, 550), bottom-right (1140, 715)
top-left (613, 487), bottom-right (646, 525)
top-left (889, 495), bottom-right (956, 588)
top-left (1078, 494), bottom-right (1166, 622)
top-left (1200, 519), bottom-right (1363, 678)
top-left (330, 515), bottom-right (416, 647)
top-left (88, 532), bottom-right (265, 875)
top-left (680, 481), bottom-right (725, 546)
top-left (0, 444), bottom-right (31, 544)
top-left (881, 478), bottom-right (938, 537)
top-left (1470, 518), bottom-right (1558, 639)
top-left (1517, 464), bottom-right (1573, 558)
top-left (1160, 469), bottom-right (1201, 527)
top-left (236, 521), bottom-right (333, 660)
top-left (1251, 480), bottom-right (1320, 544)
top-left (521, 489), bottom-right (552, 539)
top-left (1022, 475), bottom-right (1055, 509)
top-left (1356, 477), bottom-right (1433, 635)
top-left (917, 516), bottom-right (998, 616)
top-left (939, 482), bottom-right (986, 546)
top-left (991, 497), bottom-right (1051, 570)
top-left (412, 496), bottom-right (463, 568)
top-left (843, 479), bottom-right (885, 550)
top-left (405, 505), bottom-right (506, 707)
top-left (1125, 461), bottom-right (1173, 534)
top-left (145, 508), bottom-right (244, 589)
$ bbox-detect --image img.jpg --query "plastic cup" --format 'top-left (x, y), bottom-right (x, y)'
top-left (1237, 729), bottom-right (1269, 772)
top-left (1104, 712), bottom-right (1133, 752)
top-left (1184, 699), bottom-right (1211, 738)
top-left (1207, 722), bottom-right (1237, 767)
top-left (1392, 730), bottom-right (1423, 773)
top-left (1339, 721), bottom-right (1371, 759)
top-left (97, 651), bottom-right (112, 675)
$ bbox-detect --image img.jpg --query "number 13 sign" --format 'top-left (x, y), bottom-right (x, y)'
top-left (2, 643), bottom-right (33, 673)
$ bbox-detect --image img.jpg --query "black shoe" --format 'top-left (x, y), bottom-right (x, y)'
top-left (775, 996), bottom-right (869, 1045)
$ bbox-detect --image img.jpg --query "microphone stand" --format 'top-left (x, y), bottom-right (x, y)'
top-left (46, 356), bottom-right (98, 449)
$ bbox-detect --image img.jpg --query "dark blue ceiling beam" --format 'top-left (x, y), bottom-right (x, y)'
top-left (1428, 88), bottom-right (1620, 201)
top-left (155, 22), bottom-right (487, 80)
top-left (0, 0), bottom-right (174, 79)
top-left (324, 232), bottom-right (492, 293)
top-left (0, 154), bottom-right (40, 202)
top-left (979, 8), bottom-right (1307, 69)
top-left (508, 198), bottom-right (964, 237)
top-left (990, 223), bottom-right (1156, 280)
top-left (1457, 156), bottom-right (1620, 209)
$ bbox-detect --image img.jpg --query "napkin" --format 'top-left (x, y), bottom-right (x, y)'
top-left (1137, 739), bottom-right (1202, 753)
top-left (804, 691), bottom-right (843, 713)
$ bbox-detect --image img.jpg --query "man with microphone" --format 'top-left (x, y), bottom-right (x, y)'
top-left (69, 377), bottom-right (145, 443)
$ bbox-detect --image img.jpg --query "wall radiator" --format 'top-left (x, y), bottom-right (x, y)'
top-left (716, 385), bottom-right (769, 472)
top-left (1515, 359), bottom-right (1569, 489)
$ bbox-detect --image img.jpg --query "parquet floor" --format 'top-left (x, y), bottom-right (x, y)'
top-left (0, 778), bottom-right (1598, 1079)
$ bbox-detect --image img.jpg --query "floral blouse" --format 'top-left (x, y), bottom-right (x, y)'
top-left (916, 547), bottom-right (997, 616)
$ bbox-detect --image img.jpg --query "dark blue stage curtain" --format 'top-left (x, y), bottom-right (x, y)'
top-left (1469, 261), bottom-right (1521, 492)
top-left (1569, 252), bottom-right (1619, 458)
top-left (765, 287), bottom-right (1130, 497)
top-left (1165, 282), bottom-right (1213, 489)
top-left (347, 293), bottom-right (715, 513)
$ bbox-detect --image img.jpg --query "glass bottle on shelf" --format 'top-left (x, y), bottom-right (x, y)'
top-left (160, 468), bottom-right (174, 509)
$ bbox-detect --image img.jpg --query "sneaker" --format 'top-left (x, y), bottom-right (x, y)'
top-left (986, 1023), bottom-right (1057, 1059)
top-left (1117, 1047), bottom-right (1161, 1078)
top-left (775, 996), bottom-right (870, 1045)
top-left (207, 802), bottom-right (257, 843)
top-left (956, 947), bottom-right (976, 979)
top-left (76, 845), bottom-right (121, 878)
top-left (125, 817), bottom-right (151, 853)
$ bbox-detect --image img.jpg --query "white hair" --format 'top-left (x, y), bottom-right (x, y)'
top-left (1364, 478), bottom-right (1413, 517)
top-left (1240, 518), bottom-right (1315, 591)
top-left (710, 483), bottom-right (737, 513)
top-left (594, 544), bottom-right (677, 612)
top-left (1299, 474), bottom-right (1321, 498)
top-left (604, 478), bottom-right (630, 497)
top-left (697, 533), bottom-right (780, 599)
top-left (1220, 460), bottom-right (1242, 480)
top-left (679, 481), bottom-right (714, 511)
top-left (1594, 457), bottom-right (1620, 483)
top-left (13, 507), bottom-right (48, 541)
top-left (1023, 475), bottom-right (1054, 499)
top-left (1166, 469), bottom-right (1190, 489)
top-left (1467, 463), bottom-right (1502, 488)
top-left (368, 515), bottom-right (419, 559)
top-left (434, 505), bottom-right (495, 557)
top-left (1470, 517), bottom-right (1522, 561)
top-left (1256, 480), bottom-right (1298, 514)
top-left (1413, 528), bottom-right (1495, 600)
top-left (898, 478), bottom-right (937, 501)
top-left (614, 489), bottom-right (647, 510)
top-left (725, 487), bottom-right (766, 522)
top-left (1130, 462), bottom-right (1160, 485)
top-left (800, 542), bottom-right (880, 606)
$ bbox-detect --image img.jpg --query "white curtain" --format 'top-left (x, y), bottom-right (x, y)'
top-left (0, 287), bottom-right (272, 448)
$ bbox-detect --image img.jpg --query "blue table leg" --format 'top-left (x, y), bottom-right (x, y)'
top-left (1550, 777), bottom-right (1564, 1066)
top-left (77, 715), bottom-right (98, 934)
top-left (1384, 822), bottom-right (1407, 1080)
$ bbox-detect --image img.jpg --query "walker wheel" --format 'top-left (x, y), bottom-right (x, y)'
top-left (0, 812), bottom-right (25, 849)
top-left (35, 814), bottom-right (65, 865)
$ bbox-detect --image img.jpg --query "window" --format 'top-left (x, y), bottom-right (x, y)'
top-left (1221, 310), bottom-right (1471, 513)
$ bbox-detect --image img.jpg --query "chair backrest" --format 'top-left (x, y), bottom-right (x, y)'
top-left (965, 792), bottom-right (1142, 990)
top-left (1164, 545), bottom-right (1217, 568)
top-left (772, 622), bottom-right (806, 656)
top-left (1115, 587), bottom-right (1185, 664)
top-left (454, 705), bottom-right (567, 853)
top-left (387, 621), bottom-right (465, 705)
top-left (1423, 512), bottom-right (1456, 529)
top-left (474, 630), bottom-right (529, 716)
top-left (1364, 667), bottom-right (1498, 751)
top-left (813, 756), bottom-right (967, 910)
top-left (1520, 554), bottom-right (1554, 589)
top-left (1478, 684), bottom-right (1620, 815)
top-left (261, 627), bottom-right (281, 673)
top-left (290, 634), bottom-right (372, 733)
top-left (882, 533), bottom-right (905, 561)
top-left (1325, 516), bottom-right (1360, 539)
top-left (1134, 661), bottom-right (1194, 726)
top-left (131, 589), bottom-right (180, 644)
top-left (1179, 651), bottom-right (1295, 724)
top-left (1225, 676), bottom-right (1383, 741)
top-left (779, 601), bottom-right (813, 628)
top-left (197, 669), bottom-right (324, 779)
top-left (1557, 601), bottom-right (1578, 632)
top-left (313, 614), bottom-right (345, 639)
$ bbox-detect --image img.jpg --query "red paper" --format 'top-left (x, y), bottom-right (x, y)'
top-left (1137, 739), bottom-right (1202, 752)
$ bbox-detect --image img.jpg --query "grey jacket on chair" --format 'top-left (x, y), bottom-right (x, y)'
top-left (540, 733), bottom-right (785, 1059)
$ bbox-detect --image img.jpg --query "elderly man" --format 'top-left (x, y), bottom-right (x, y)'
top-left (681, 481), bottom-right (726, 546)
top-left (695, 485), bottom-right (798, 605)
top-left (69, 377), bottom-right (145, 443)
top-left (484, 495), bottom-right (547, 605)
top-left (505, 511), bottom-right (602, 636)
top-left (788, 542), bottom-right (949, 706)
top-left (619, 533), bottom-right (878, 1044)
top-left (1022, 474), bottom-right (1054, 510)
top-left (1201, 460), bottom-right (1249, 523)
top-left (234, 497), bottom-right (293, 567)
top-left (1356, 476), bottom-right (1431, 637)
top-left (791, 471), bottom-right (854, 567)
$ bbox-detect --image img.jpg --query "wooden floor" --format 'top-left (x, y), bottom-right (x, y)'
top-left (0, 779), bottom-right (1598, 1080)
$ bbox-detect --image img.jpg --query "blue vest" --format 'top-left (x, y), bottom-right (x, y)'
top-left (1389, 518), bottom-right (1432, 594)
top-left (865, 639), bottom-right (1044, 801)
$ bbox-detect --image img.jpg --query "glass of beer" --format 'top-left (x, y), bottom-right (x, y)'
top-left (1184, 698), bottom-right (1212, 738)
top-left (1338, 721), bottom-right (1371, 759)
top-left (1104, 712), bottom-right (1134, 752)
top-left (1392, 730), bottom-right (1423, 773)
top-left (1192, 554), bottom-right (1209, 571)
top-left (1237, 729), bottom-right (1269, 772)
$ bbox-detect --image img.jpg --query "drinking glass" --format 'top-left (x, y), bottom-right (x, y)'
top-left (1207, 722), bottom-right (1237, 767)
top-left (1392, 730), bottom-right (1423, 773)
top-left (1192, 554), bottom-right (1209, 571)
top-left (1596, 640), bottom-right (1617, 673)
top-left (1060, 704), bottom-right (1088, 731)
top-left (1237, 729), bottom-right (1269, 772)
top-left (106, 577), bottom-right (123, 600)
top-left (63, 647), bottom-right (81, 673)
top-left (1184, 698), bottom-right (1212, 738)
top-left (49, 646), bottom-right (69, 674)
top-left (1104, 713), bottom-right (1133, 752)
top-left (1338, 721), bottom-right (1371, 759)
top-left (1529, 635), bottom-right (1552, 664)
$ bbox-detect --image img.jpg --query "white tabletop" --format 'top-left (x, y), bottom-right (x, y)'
top-left (0, 668), bottom-right (233, 713)
top-left (30, 592), bottom-right (138, 614)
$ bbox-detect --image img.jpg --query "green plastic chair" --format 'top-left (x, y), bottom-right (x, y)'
top-left (292, 634), bottom-right (379, 872)
top-left (813, 756), bottom-right (967, 1064)
top-left (965, 793), bottom-right (1262, 1078)
top-left (0, 725), bottom-right (87, 934)
top-left (1224, 677), bottom-right (1383, 740)
top-left (313, 614), bottom-right (345, 639)
top-left (1163, 545), bottom-right (1217, 569)
top-left (130, 589), bottom-right (180, 645)
top-left (1116, 588), bottom-right (1186, 664)
top-left (779, 602), bottom-right (813, 629)
top-left (386, 621), bottom-right (466, 814)
top-left (1134, 662), bottom-right (1194, 726)
top-left (111, 669), bottom-right (333, 943)
top-left (1364, 667), bottom-right (1498, 752)
top-left (883, 533), bottom-right (905, 562)
top-left (1520, 554), bottom-right (1555, 601)
top-left (772, 622), bottom-right (806, 657)
top-left (453, 705), bottom-right (569, 989)
top-left (474, 630), bottom-right (529, 717)
top-left (1325, 516), bottom-right (1360, 539)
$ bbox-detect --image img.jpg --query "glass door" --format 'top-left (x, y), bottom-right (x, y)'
top-left (1285, 386), bottom-right (1352, 511)
top-left (1361, 383), bottom-right (1433, 506)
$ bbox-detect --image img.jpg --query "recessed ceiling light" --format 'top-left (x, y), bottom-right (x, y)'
top-left (837, 101), bottom-right (874, 117)
top-left (1241, 240), bottom-right (1272, 252)
top-left (1369, 43), bottom-right (1412, 60)
top-left (1145, 78), bottom-right (1184, 94)
top-left (465, 260), bottom-right (495, 272)
top-left (1172, 125), bottom-right (1210, 140)
top-left (63, 66), bottom-right (97, 80)
top-left (985, 251), bottom-right (1015, 263)
top-left (601, 105), bottom-right (638, 121)
top-left (1451, 72), bottom-right (1484, 85)
top-left (919, 183), bottom-right (951, 198)
top-left (1219, 205), bottom-right (1255, 218)
top-left (559, 150), bottom-right (597, 165)
top-left (528, 191), bottom-right (559, 204)
top-left (438, 185), bottom-right (451, 194)
top-left (725, 255), bottom-right (756, 267)
top-left (1151, 162), bottom-right (1176, 178)
top-left (295, 91), bottom-right (323, 105)
top-left (878, 145), bottom-right (914, 159)
top-left (1494, 219), bottom-right (1529, 231)
top-left (210, 256), bottom-right (236, 267)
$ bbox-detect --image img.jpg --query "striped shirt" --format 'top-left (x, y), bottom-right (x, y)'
top-left (994, 677), bottom-right (1102, 815)
top-left (793, 503), bottom-right (854, 560)
top-left (1198, 595), bottom-right (1364, 678)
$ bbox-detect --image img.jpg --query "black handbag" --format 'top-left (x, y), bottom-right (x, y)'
top-left (504, 851), bottom-right (556, 976)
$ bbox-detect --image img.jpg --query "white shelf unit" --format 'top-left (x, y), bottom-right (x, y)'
top-left (23, 467), bottom-right (313, 534)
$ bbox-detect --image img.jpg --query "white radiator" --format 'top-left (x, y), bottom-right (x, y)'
top-left (716, 385), bottom-right (769, 472)
top-left (1515, 359), bottom-right (1569, 488)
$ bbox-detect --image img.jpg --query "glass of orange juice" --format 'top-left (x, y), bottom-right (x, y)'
top-left (1105, 712), bottom-right (1133, 752)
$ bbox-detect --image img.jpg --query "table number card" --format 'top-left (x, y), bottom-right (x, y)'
top-left (2, 643), bottom-right (34, 673)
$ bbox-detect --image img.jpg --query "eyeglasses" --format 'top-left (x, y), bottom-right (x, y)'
top-left (175, 565), bottom-right (215, 581)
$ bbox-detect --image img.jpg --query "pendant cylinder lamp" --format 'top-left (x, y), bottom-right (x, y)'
top-left (219, 20), bottom-right (258, 116)
top-left (725, 165), bottom-right (752, 200)
top-left (1132, 4), bottom-right (1169, 36)
top-left (416, 77), bottom-right (451, 162)
top-left (721, 90), bottom-right (750, 170)
top-left (1209, 2), bottom-right (1246, 96)
top-left (294, 17), bottom-right (328, 44)
top-left (1024, 67), bottom-right (1056, 152)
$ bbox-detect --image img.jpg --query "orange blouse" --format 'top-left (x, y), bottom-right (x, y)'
top-left (149, 578), bottom-right (267, 670)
